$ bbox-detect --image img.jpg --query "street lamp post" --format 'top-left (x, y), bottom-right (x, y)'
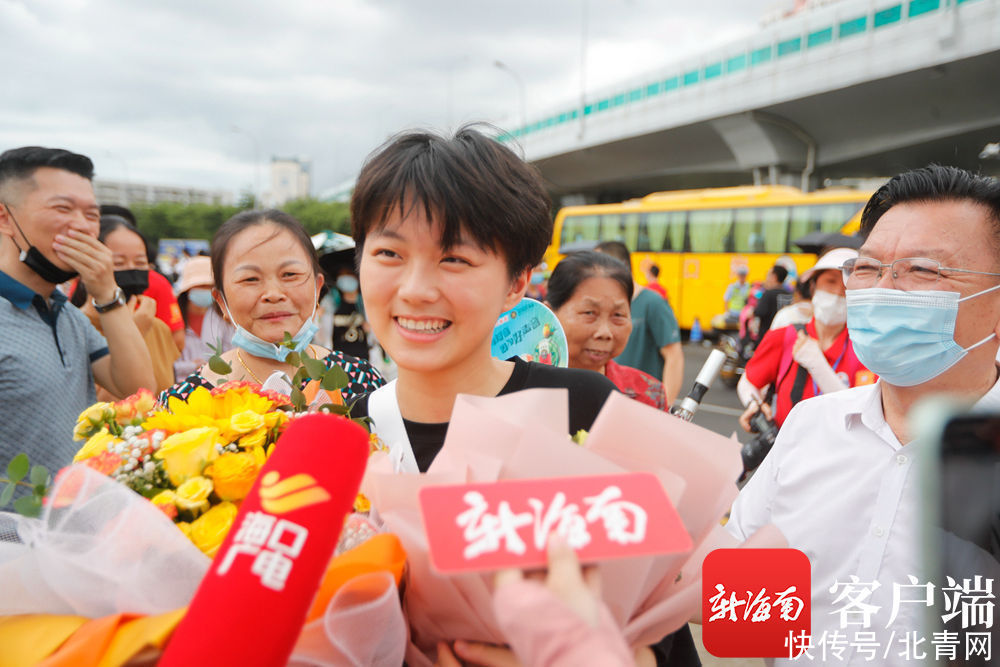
top-left (231, 125), bottom-right (261, 206)
top-left (493, 60), bottom-right (527, 131)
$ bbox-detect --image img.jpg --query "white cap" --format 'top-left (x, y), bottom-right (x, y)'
top-left (800, 247), bottom-right (858, 284)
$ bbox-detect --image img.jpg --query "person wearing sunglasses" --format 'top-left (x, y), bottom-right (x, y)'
top-left (727, 165), bottom-right (1000, 666)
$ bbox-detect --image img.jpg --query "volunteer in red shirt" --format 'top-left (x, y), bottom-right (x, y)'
top-left (737, 247), bottom-right (876, 430)
top-left (144, 267), bottom-right (186, 352)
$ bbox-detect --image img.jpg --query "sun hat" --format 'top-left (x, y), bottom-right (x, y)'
top-left (174, 256), bottom-right (214, 295)
top-left (799, 247), bottom-right (859, 284)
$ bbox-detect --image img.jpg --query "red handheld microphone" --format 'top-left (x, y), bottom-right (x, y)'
top-left (159, 413), bottom-right (370, 667)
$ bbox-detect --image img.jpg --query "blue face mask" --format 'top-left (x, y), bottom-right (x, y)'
top-left (221, 285), bottom-right (320, 363)
top-left (187, 288), bottom-right (214, 309)
top-left (846, 285), bottom-right (1000, 387)
top-left (336, 275), bottom-right (359, 293)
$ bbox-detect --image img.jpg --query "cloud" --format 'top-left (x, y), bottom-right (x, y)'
top-left (0, 0), bottom-right (779, 195)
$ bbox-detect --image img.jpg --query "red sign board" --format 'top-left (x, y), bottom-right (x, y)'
top-left (419, 472), bottom-right (691, 574)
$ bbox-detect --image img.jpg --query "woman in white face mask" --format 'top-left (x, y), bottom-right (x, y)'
top-left (737, 247), bottom-right (878, 434)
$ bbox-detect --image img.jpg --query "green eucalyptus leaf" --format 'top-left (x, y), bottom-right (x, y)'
top-left (282, 332), bottom-right (295, 348)
top-left (30, 464), bottom-right (49, 487)
top-left (208, 354), bottom-right (233, 375)
top-left (13, 495), bottom-right (42, 518)
top-left (320, 403), bottom-right (350, 416)
top-left (0, 483), bottom-right (14, 507)
top-left (302, 357), bottom-right (326, 379)
top-left (6, 454), bottom-right (29, 483)
top-left (33, 483), bottom-right (48, 496)
top-left (290, 387), bottom-right (306, 412)
top-left (352, 416), bottom-right (373, 431)
top-left (292, 367), bottom-right (308, 386)
top-left (321, 365), bottom-right (349, 391)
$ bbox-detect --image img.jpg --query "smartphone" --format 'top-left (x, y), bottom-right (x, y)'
top-left (916, 400), bottom-right (1000, 666)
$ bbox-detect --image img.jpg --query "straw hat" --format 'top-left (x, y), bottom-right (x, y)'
top-left (174, 256), bottom-right (214, 295)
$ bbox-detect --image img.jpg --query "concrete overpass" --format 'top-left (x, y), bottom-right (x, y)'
top-left (506, 0), bottom-right (1000, 202)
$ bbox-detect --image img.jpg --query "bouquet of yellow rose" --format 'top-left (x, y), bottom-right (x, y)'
top-left (0, 389), bottom-right (409, 666)
top-left (71, 382), bottom-right (292, 557)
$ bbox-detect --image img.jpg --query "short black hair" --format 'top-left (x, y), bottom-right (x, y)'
top-left (795, 279), bottom-right (812, 300)
top-left (859, 166), bottom-right (1000, 253)
top-left (0, 146), bottom-right (94, 201)
top-left (547, 251), bottom-right (634, 311)
top-left (100, 204), bottom-right (137, 226)
top-left (593, 240), bottom-right (631, 266)
top-left (771, 265), bottom-right (789, 283)
top-left (350, 125), bottom-right (552, 280)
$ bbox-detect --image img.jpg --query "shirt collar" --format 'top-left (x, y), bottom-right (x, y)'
top-left (0, 269), bottom-right (67, 310)
top-left (846, 369), bottom-right (1000, 433)
top-left (844, 381), bottom-right (883, 431)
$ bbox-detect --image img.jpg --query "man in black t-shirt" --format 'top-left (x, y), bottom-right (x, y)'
top-left (753, 264), bottom-right (791, 340)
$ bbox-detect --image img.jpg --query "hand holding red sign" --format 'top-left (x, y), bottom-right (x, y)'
top-left (419, 472), bottom-right (691, 574)
top-left (159, 414), bottom-right (371, 667)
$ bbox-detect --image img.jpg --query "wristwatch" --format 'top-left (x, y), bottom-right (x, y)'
top-left (92, 287), bottom-right (126, 313)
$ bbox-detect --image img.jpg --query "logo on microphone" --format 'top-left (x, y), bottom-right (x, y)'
top-left (259, 471), bottom-right (331, 514)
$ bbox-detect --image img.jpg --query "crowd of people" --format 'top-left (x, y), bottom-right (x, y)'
top-left (2, 134), bottom-right (999, 666)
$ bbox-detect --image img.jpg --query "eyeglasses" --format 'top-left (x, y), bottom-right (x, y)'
top-left (841, 257), bottom-right (1000, 290)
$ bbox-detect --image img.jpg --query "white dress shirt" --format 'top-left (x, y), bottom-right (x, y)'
top-left (728, 377), bottom-right (1000, 665)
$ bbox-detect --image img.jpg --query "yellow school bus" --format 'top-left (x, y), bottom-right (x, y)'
top-left (544, 185), bottom-right (872, 330)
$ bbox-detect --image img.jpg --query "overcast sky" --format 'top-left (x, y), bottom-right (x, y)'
top-left (0, 0), bottom-right (785, 197)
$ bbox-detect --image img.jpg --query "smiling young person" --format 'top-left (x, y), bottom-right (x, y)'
top-left (349, 127), bottom-right (700, 666)
top-left (161, 209), bottom-right (383, 404)
top-left (349, 127), bottom-right (618, 472)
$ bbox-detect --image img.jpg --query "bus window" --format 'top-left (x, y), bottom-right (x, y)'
top-left (733, 208), bottom-right (764, 253)
top-left (818, 203), bottom-right (864, 233)
top-left (600, 213), bottom-right (623, 241)
top-left (789, 205), bottom-right (815, 242)
top-left (560, 214), bottom-right (600, 247)
top-left (689, 209), bottom-right (734, 252)
top-left (622, 213), bottom-right (640, 251)
top-left (667, 211), bottom-right (686, 251)
top-left (759, 207), bottom-right (790, 252)
top-left (646, 211), bottom-right (687, 251)
top-left (646, 212), bottom-right (671, 251)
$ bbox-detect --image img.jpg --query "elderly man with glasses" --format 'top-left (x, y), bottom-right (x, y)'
top-left (727, 165), bottom-right (1000, 666)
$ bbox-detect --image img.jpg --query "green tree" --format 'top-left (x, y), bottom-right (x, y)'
top-left (130, 198), bottom-right (351, 252)
top-left (283, 198), bottom-right (351, 235)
